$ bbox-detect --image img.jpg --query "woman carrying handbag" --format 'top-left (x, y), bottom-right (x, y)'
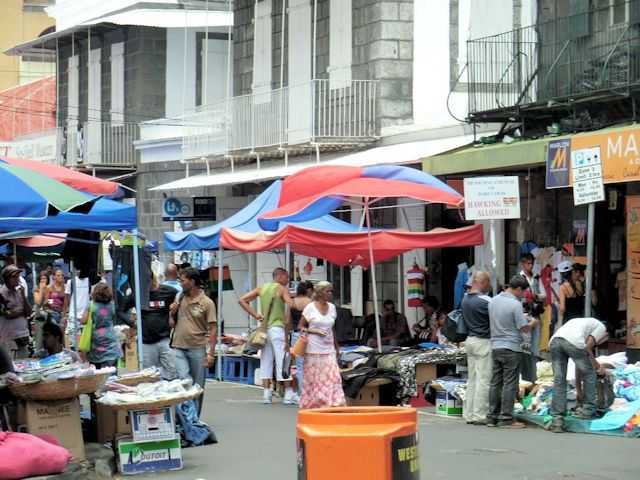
top-left (298, 281), bottom-right (346, 410)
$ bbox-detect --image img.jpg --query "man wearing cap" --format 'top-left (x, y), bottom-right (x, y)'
top-left (0, 265), bottom-right (32, 358)
top-left (549, 317), bottom-right (608, 432)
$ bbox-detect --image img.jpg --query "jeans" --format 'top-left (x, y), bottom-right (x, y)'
top-left (488, 348), bottom-right (522, 424)
top-left (463, 336), bottom-right (492, 422)
top-left (550, 337), bottom-right (596, 418)
top-left (290, 331), bottom-right (304, 393)
top-left (142, 338), bottom-right (177, 380)
top-left (175, 346), bottom-right (207, 415)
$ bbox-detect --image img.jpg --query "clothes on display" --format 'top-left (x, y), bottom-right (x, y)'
top-left (110, 245), bottom-right (152, 312)
top-left (406, 264), bottom-right (426, 308)
top-left (341, 366), bottom-right (401, 400)
top-left (453, 263), bottom-right (469, 309)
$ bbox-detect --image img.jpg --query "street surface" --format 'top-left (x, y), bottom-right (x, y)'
top-left (135, 382), bottom-right (639, 480)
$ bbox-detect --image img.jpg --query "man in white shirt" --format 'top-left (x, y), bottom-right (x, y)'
top-left (549, 317), bottom-right (608, 433)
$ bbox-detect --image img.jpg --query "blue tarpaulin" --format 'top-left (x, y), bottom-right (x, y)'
top-left (0, 198), bottom-right (136, 233)
top-left (164, 180), bottom-right (360, 251)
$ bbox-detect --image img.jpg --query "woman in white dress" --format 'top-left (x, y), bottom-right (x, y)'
top-left (298, 281), bottom-right (346, 409)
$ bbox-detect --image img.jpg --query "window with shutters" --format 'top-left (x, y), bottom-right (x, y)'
top-left (111, 42), bottom-right (125, 125)
top-left (68, 55), bottom-right (79, 121)
top-left (329, 0), bottom-right (352, 89)
top-left (252, 0), bottom-right (273, 103)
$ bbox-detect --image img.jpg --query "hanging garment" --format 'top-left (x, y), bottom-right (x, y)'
top-left (406, 265), bottom-right (426, 308)
top-left (110, 245), bottom-right (152, 312)
top-left (540, 265), bottom-right (554, 306)
top-left (207, 265), bottom-right (234, 295)
top-left (453, 263), bottom-right (469, 309)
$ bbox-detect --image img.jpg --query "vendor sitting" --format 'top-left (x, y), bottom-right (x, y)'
top-left (367, 300), bottom-right (411, 347)
top-left (38, 322), bottom-right (80, 362)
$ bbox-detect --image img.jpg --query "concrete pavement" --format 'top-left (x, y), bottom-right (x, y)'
top-left (132, 381), bottom-right (639, 480)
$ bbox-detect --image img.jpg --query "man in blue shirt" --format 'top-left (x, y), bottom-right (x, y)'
top-left (487, 275), bottom-right (538, 428)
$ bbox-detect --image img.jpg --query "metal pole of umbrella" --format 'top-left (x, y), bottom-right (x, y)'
top-left (132, 229), bottom-right (144, 369)
top-left (364, 198), bottom-right (382, 353)
top-left (585, 203), bottom-right (595, 317)
top-left (70, 260), bottom-right (77, 350)
top-left (217, 244), bottom-right (224, 381)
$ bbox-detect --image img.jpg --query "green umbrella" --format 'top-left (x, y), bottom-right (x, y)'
top-left (0, 162), bottom-right (98, 220)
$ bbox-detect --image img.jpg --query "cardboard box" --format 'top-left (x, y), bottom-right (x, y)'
top-left (347, 378), bottom-right (391, 406)
top-left (96, 403), bottom-right (132, 444)
top-left (21, 398), bottom-right (85, 460)
top-left (415, 363), bottom-right (437, 386)
top-left (117, 435), bottom-right (183, 475)
top-left (125, 339), bottom-right (139, 371)
top-left (435, 389), bottom-right (463, 416)
top-left (131, 407), bottom-right (175, 442)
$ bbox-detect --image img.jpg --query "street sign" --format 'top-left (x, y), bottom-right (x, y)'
top-left (162, 196), bottom-right (216, 221)
top-left (571, 147), bottom-right (605, 206)
top-left (463, 176), bottom-right (520, 220)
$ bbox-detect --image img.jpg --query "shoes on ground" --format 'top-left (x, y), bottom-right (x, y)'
top-left (263, 389), bottom-right (273, 404)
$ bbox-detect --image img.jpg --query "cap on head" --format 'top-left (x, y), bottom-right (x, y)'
top-left (557, 260), bottom-right (573, 273)
top-left (1, 265), bottom-right (22, 281)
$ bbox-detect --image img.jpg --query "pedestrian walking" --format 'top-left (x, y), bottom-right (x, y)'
top-left (461, 271), bottom-right (492, 425)
top-left (549, 317), bottom-right (608, 433)
top-left (169, 268), bottom-right (217, 401)
top-left (487, 275), bottom-right (537, 428)
top-left (298, 281), bottom-right (345, 409)
top-left (239, 268), bottom-right (297, 404)
top-left (82, 283), bottom-right (121, 369)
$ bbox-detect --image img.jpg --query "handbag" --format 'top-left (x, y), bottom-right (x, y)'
top-left (281, 351), bottom-right (292, 380)
top-left (248, 296), bottom-right (275, 349)
top-left (78, 302), bottom-right (94, 353)
top-left (290, 334), bottom-right (308, 358)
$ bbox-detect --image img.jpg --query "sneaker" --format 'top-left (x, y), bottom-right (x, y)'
top-left (263, 389), bottom-right (273, 404)
top-left (283, 389), bottom-right (299, 405)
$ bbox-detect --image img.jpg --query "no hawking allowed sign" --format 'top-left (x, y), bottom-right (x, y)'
top-left (463, 176), bottom-right (521, 220)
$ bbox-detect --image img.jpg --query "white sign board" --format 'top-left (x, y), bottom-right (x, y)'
top-left (571, 146), bottom-right (605, 206)
top-left (463, 176), bottom-right (521, 220)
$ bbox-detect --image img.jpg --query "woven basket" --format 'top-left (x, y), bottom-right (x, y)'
top-left (97, 388), bottom-right (203, 412)
top-left (9, 372), bottom-right (112, 401)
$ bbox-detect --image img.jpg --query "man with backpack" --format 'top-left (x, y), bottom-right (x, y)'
top-left (461, 271), bottom-right (492, 425)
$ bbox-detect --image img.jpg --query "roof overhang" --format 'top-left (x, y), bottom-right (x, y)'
top-left (6, 5), bottom-right (232, 57)
top-left (149, 135), bottom-right (476, 191)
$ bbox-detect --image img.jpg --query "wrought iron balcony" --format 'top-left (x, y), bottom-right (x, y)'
top-left (181, 79), bottom-right (379, 161)
top-left (466, 1), bottom-right (640, 122)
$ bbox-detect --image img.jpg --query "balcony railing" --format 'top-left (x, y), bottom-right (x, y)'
top-left (182, 79), bottom-right (378, 160)
top-left (467, 1), bottom-right (640, 119)
top-left (57, 121), bottom-right (138, 167)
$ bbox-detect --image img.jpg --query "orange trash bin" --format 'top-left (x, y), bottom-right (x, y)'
top-left (296, 407), bottom-right (420, 480)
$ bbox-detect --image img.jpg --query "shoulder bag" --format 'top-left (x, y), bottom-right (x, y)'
top-left (248, 296), bottom-right (274, 350)
top-left (78, 302), bottom-right (95, 353)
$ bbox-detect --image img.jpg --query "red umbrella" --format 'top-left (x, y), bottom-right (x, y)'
top-left (3, 157), bottom-right (122, 196)
top-left (220, 224), bottom-right (483, 267)
top-left (259, 164), bottom-right (470, 351)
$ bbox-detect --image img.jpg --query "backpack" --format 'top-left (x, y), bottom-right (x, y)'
top-left (442, 309), bottom-right (468, 343)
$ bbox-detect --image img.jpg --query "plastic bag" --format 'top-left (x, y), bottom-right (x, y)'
top-left (0, 431), bottom-right (71, 479)
top-left (442, 309), bottom-right (467, 343)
